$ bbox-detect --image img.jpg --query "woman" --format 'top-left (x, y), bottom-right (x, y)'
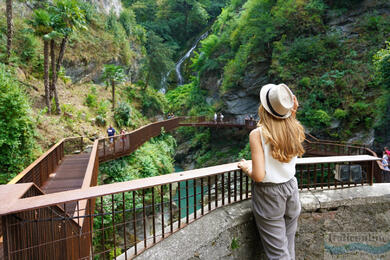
top-left (238, 83), bottom-right (305, 260)
top-left (382, 150), bottom-right (389, 170)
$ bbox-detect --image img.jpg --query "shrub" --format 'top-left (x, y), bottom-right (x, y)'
top-left (84, 93), bottom-right (97, 108)
top-left (97, 100), bottom-right (110, 117)
top-left (301, 108), bottom-right (331, 131)
top-left (15, 31), bottom-right (39, 63)
top-left (333, 109), bottom-right (347, 120)
top-left (95, 115), bottom-right (106, 127)
top-left (299, 77), bottom-right (311, 88)
top-left (114, 101), bottom-right (132, 127)
top-left (141, 87), bottom-right (167, 116)
top-left (0, 64), bottom-right (37, 183)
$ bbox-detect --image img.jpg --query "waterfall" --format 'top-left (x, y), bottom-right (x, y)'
top-left (159, 31), bottom-right (209, 94)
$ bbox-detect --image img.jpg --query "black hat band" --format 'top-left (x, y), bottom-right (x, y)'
top-left (266, 89), bottom-right (285, 118)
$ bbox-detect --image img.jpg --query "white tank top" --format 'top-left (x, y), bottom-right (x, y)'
top-left (258, 127), bottom-right (297, 183)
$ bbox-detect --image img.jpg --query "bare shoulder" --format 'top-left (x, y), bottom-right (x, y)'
top-left (249, 129), bottom-right (261, 146)
top-left (249, 128), bottom-right (260, 139)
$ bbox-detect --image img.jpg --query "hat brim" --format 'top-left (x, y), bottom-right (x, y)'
top-left (260, 84), bottom-right (292, 119)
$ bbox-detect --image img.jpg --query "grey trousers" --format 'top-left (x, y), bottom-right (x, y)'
top-left (252, 177), bottom-right (301, 260)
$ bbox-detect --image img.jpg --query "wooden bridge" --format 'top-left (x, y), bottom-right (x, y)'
top-left (0, 116), bottom-right (384, 259)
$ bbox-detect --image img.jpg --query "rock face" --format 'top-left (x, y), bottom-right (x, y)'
top-left (197, 1), bottom-right (390, 146)
top-left (134, 184), bottom-right (390, 260)
top-left (88, 0), bottom-right (122, 16)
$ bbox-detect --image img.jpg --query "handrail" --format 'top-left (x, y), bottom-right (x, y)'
top-left (7, 138), bottom-right (65, 185)
top-left (0, 155), bottom-right (379, 216)
top-left (1, 116), bottom-right (384, 259)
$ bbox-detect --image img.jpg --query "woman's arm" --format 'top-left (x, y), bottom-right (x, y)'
top-left (238, 129), bottom-right (266, 182)
top-left (291, 95), bottom-right (299, 118)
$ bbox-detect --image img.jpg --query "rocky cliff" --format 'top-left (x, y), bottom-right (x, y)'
top-left (88, 0), bottom-right (122, 16)
top-left (193, 0), bottom-right (389, 146)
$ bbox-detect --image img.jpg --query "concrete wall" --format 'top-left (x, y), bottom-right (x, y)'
top-left (135, 184), bottom-right (390, 260)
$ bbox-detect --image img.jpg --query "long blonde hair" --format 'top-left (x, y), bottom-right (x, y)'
top-left (258, 105), bottom-right (305, 163)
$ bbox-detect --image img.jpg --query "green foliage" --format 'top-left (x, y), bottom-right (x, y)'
top-left (301, 109), bottom-right (331, 131)
top-left (166, 77), bottom-right (212, 115)
top-left (99, 133), bottom-right (176, 183)
top-left (84, 86), bottom-right (97, 107)
top-left (50, 0), bottom-right (87, 37)
top-left (333, 109), bottom-right (347, 120)
top-left (102, 64), bottom-right (126, 87)
top-left (374, 41), bottom-right (390, 89)
top-left (142, 31), bottom-right (175, 89)
top-left (190, 34), bottom-right (221, 73)
top-left (95, 114), bottom-right (106, 127)
top-left (0, 64), bottom-right (37, 184)
top-left (129, 0), bottom-right (227, 50)
top-left (114, 101), bottom-right (132, 127)
top-left (15, 30), bottom-right (39, 63)
top-left (97, 100), bottom-right (110, 118)
top-left (119, 9), bottom-right (136, 37)
top-left (141, 87), bottom-right (167, 116)
top-left (231, 237), bottom-right (240, 250)
top-left (238, 142), bottom-right (251, 160)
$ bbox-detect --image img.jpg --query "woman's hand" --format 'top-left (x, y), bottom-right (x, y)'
top-left (238, 159), bottom-right (251, 175)
top-left (291, 95), bottom-right (299, 117)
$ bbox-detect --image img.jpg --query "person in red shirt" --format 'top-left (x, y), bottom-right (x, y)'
top-left (385, 147), bottom-right (390, 157)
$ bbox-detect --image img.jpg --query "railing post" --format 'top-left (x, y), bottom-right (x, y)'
top-left (103, 139), bottom-right (106, 159)
top-left (2, 216), bottom-right (9, 260)
top-left (370, 161), bottom-right (374, 185)
top-left (113, 136), bottom-right (116, 156)
top-left (39, 162), bottom-right (43, 186)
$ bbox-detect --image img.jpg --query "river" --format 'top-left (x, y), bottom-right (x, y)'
top-left (174, 165), bottom-right (207, 218)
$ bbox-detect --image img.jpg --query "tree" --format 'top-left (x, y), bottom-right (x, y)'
top-left (49, 0), bottom-right (87, 114)
top-left (143, 31), bottom-right (175, 89)
top-left (102, 65), bottom-right (126, 110)
top-left (29, 9), bottom-right (53, 112)
top-left (6, 0), bottom-right (13, 63)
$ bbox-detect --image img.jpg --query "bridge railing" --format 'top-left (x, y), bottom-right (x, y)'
top-left (97, 117), bottom-right (180, 163)
top-left (6, 136), bottom-right (89, 188)
top-left (178, 115), bottom-right (253, 127)
top-left (304, 138), bottom-right (387, 183)
top-left (0, 155), bottom-right (378, 259)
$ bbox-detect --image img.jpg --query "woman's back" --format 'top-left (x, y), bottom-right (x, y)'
top-left (257, 126), bottom-right (297, 183)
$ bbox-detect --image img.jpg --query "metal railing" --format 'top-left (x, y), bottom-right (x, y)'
top-left (98, 117), bottom-right (180, 163)
top-left (0, 116), bottom-right (383, 259)
top-left (178, 116), bottom-right (254, 129)
top-left (304, 138), bottom-right (385, 183)
top-left (7, 137), bottom-right (87, 187)
top-left (0, 155), bottom-right (378, 259)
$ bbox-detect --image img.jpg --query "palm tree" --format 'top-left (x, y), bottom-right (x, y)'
top-left (6, 0), bottom-right (13, 63)
top-left (49, 0), bottom-right (86, 114)
top-left (102, 65), bottom-right (126, 110)
top-left (29, 10), bottom-right (53, 112)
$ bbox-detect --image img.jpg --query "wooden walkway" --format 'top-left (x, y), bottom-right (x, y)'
top-left (41, 153), bottom-right (91, 194)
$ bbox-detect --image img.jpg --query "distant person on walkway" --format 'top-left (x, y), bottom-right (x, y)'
top-left (120, 129), bottom-right (126, 145)
top-left (107, 125), bottom-right (116, 143)
top-left (214, 112), bottom-right (218, 123)
top-left (238, 83), bottom-right (304, 260)
top-left (382, 151), bottom-right (389, 170)
top-left (220, 113), bottom-right (224, 122)
top-left (385, 146), bottom-right (390, 157)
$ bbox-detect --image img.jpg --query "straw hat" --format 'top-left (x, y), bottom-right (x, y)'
top-left (260, 83), bottom-right (294, 119)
